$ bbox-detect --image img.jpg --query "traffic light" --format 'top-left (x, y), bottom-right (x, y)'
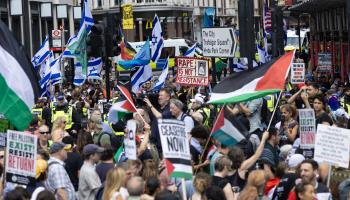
top-left (86, 24), bottom-right (104, 57)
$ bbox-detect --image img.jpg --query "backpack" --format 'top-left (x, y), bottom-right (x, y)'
top-left (97, 132), bottom-right (123, 152)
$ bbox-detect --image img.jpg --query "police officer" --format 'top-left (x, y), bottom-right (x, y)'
top-left (189, 94), bottom-right (209, 126)
top-left (51, 92), bottom-right (81, 133)
top-left (341, 87), bottom-right (350, 115)
top-left (32, 97), bottom-right (52, 128)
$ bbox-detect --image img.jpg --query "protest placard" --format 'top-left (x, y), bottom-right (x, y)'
top-left (314, 124), bottom-right (350, 168)
top-left (124, 120), bottom-right (137, 160)
top-left (6, 130), bottom-right (37, 185)
top-left (298, 109), bottom-right (316, 149)
top-left (158, 119), bottom-right (192, 179)
top-left (176, 57), bottom-right (209, 86)
top-left (0, 132), bottom-right (6, 147)
top-left (291, 63), bottom-right (305, 84)
top-left (317, 53), bottom-right (332, 72)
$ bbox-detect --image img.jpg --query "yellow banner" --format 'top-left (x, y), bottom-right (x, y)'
top-left (122, 4), bottom-right (134, 30)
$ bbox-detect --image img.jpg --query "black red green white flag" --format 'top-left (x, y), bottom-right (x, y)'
top-left (0, 20), bottom-right (39, 130)
top-left (209, 50), bottom-right (295, 104)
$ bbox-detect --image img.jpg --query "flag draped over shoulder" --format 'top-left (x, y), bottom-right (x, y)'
top-left (31, 36), bottom-right (50, 70)
top-left (151, 15), bottom-right (164, 62)
top-left (0, 20), bottom-right (39, 130)
top-left (211, 108), bottom-right (246, 146)
top-left (209, 50), bottom-right (295, 104)
top-left (108, 85), bottom-right (137, 123)
top-left (118, 38), bottom-right (151, 70)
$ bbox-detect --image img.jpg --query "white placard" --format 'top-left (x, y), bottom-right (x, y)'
top-left (291, 63), bottom-right (305, 84)
top-left (176, 57), bottom-right (209, 86)
top-left (314, 124), bottom-right (350, 168)
top-left (158, 119), bottom-right (192, 179)
top-left (202, 28), bottom-right (236, 57)
top-left (6, 130), bottom-right (37, 185)
top-left (124, 120), bottom-right (137, 160)
top-left (298, 109), bottom-right (316, 149)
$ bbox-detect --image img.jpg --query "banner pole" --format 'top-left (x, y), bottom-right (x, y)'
top-left (327, 165), bottom-right (332, 188)
top-left (181, 178), bottom-right (187, 200)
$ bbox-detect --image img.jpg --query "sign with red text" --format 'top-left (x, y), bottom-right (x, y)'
top-left (176, 57), bottom-right (209, 86)
top-left (291, 63), bottom-right (305, 84)
top-left (6, 130), bottom-right (37, 185)
top-left (298, 109), bottom-right (316, 149)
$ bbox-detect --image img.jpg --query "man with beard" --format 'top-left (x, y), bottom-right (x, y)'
top-left (299, 160), bottom-right (331, 200)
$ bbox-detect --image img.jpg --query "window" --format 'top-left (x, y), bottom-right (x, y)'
top-left (97, 0), bottom-right (102, 7)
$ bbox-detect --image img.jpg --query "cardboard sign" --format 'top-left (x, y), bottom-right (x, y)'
top-left (6, 130), bottom-right (37, 185)
top-left (291, 63), bottom-right (305, 84)
top-left (176, 57), bottom-right (209, 86)
top-left (314, 124), bottom-right (350, 168)
top-left (158, 119), bottom-right (192, 179)
top-left (124, 120), bottom-right (137, 160)
top-left (122, 4), bottom-right (134, 30)
top-left (298, 109), bottom-right (316, 149)
top-left (317, 53), bottom-right (332, 72)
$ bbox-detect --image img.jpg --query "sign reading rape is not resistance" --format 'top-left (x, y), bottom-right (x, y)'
top-left (176, 57), bottom-right (209, 86)
top-left (158, 119), bottom-right (192, 179)
top-left (6, 130), bottom-right (37, 185)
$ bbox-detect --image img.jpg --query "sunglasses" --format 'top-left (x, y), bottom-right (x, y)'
top-left (40, 131), bottom-right (50, 135)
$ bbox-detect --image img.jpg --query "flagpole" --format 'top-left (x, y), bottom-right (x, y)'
top-left (266, 91), bottom-right (283, 131)
top-left (194, 105), bottom-right (225, 174)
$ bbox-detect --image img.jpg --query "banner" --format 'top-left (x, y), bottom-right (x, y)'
top-left (290, 63), bottom-right (305, 84)
top-left (122, 4), bottom-right (134, 30)
top-left (6, 130), bottom-right (37, 185)
top-left (314, 124), bottom-right (350, 168)
top-left (176, 57), bottom-right (209, 86)
top-left (158, 119), bottom-right (192, 179)
top-left (124, 120), bottom-right (137, 160)
top-left (317, 53), bottom-right (332, 72)
top-left (298, 109), bottom-right (316, 149)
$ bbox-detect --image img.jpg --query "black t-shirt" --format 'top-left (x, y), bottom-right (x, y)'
top-left (65, 152), bottom-right (83, 191)
top-left (316, 112), bottom-right (333, 126)
top-left (42, 107), bottom-right (52, 128)
top-left (190, 145), bottom-right (201, 165)
top-left (150, 103), bottom-right (172, 153)
top-left (212, 176), bottom-right (229, 190)
top-left (96, 162), bottom-right (115, 183)
top-left (227, 171), bottom-right (246, 191)
top-left (272, 173), bottom-right (298, 200)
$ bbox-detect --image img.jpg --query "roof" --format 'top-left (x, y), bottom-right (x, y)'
top-left (289, 0), bottom-right (346, 13)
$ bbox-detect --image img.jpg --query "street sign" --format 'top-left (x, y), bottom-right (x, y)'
top-left (52, 29), bottom-right (62, 48)
top-left (202, 28), bottom-right (236, 57)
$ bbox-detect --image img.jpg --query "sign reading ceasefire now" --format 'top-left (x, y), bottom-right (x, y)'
top-left (202, 28), bottom-right (236, 57)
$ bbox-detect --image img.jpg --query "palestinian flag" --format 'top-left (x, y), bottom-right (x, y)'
top-left (209, 50), bottom-right (295, 104)
top-left (107, 85), bottom-right (137, 123)
top-left (114, 145), bottom-right (126, 163)
top-left (211, 108), bottom-right (246, 146)
top-left (0, 20), bottom-right (39, 130)
top-left (164, 158), bottom-right (193, 179)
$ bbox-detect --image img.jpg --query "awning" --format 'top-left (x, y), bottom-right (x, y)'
top-left (289, 0), bottom-right (346, 13)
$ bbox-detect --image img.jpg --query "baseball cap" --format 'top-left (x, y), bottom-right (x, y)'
top-left (49, 142), bottom-right (69, 154)
top-left (36, 159), bottom-right (48, 179)
top-left (83, 144), bottom-right (104, 155)
top-left (288, 154), bottom-right (305, 168)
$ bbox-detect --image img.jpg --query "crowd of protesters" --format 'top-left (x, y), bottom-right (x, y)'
top-left (2, 61), bottom-right (350, 200)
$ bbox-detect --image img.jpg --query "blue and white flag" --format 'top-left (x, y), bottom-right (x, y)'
top-left (31, 36), bottom-right (50, 70)
top-left (131, 64), bottom-right (153, 94)
top-left (153, 58), bottom-right (169, 91)
top-left (81, 0), bottom-right (94, 32)
top-left (119, 38), bottom-right (151, 69)
top-left (257, 44), bottom-right (266, 64)
top-left (50, 55), bottom-right (62, 85)
top-left (61, 35), bottom-right (76, 59)
top-left (151, 15), bottom-right (164, 62)
top-left (74, 62), bottom-right (86, 86)
top-left (184, 43), bottom-right (197, 57)
top-left (88, 57), bottom-right (102, 80)
top-left (39, 53), bottom-right (52, 93)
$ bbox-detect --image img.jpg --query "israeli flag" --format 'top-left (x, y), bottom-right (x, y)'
top-left (131, 64), bottom-right (153, 94)
top-left (257, 44), bottom-right (266, 64)
top-left (81, 0), bottom-right (94, 32)
top-left (31, 36), bottom-right (50, 70)
top-left (153, 58), bottom-right (169, 91)
top-left (61, 35), bottom-right (76, 58)
top-left (151, 15), bottom-right (164, 62)
top-left (39, 54), bottom-right (52, 90)
top-left (50, 55), bottom-right (62, 85)
top-left (88, 57), bottom-right (102, 80)
top-left (184, 43), bottom-right (197, 57)
top-left (74, 62), bottom-right (86, 86)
